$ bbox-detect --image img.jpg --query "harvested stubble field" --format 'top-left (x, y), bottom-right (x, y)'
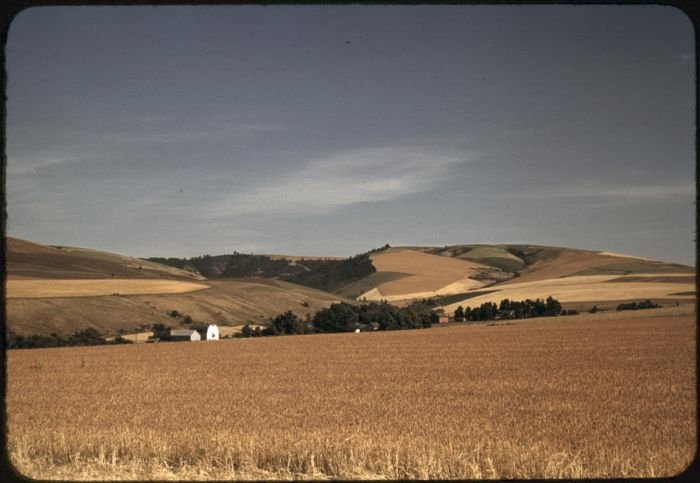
top-left (6, 279), bottom-right (211, 299)
top-left (7, 309), bottom-right (696, 480)
top-left (360, 249), bottom-right (491, 301)
top-left (441, 274), bottom-right (694, 313)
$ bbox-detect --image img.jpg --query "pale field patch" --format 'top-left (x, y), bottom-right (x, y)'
top-left (598, 251), bottom-right (655, 261)
top-left (6, 279), bottom-right (211, 299)
top-left (489, 274), bottom-right (622, 290)
top-left (442, 280), bottom-right (694, 313)
top-left (363, 249), bottom-right (490, 298)
top-left (6, 312), bottom-right (695, 479)
top-left (360, 278), bottom-right (485, 302)
top-left (110, 332), bottom-right (153, 343)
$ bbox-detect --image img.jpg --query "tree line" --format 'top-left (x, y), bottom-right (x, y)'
top-left (453, 296), bottom-right (576, 322)
top-left (238, 299), bottom-right (435, 338)
top-left (146, 246), bottom-right (388, 292)
top-left (616, 300), bottom-right (661, 311)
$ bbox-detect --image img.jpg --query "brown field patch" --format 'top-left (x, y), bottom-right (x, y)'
top-left (6, 279), bottom-right (211, 299)
top-left (7, 312), bottom-right (695, 479)
top-left (6, 237), bottom-right (204, 281)
top-left (6, 279), bottom-right (349, 336)
top-left (362, 249), bottom-right (493, 299)
top-left (497, 250), bottom-right (624, 285)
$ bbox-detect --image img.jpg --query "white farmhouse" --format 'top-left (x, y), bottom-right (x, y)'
top-left (170, 329), bottom-right (201, 342)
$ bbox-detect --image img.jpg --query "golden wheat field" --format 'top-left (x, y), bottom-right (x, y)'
top-left (6, 309), bottom-right (696, 480)
top-left (363, 249), bottom-right (490, 300)
top-left (6, 279), bottom-right (211, 299)
top-left (441, 274), bottom-right (695, 313)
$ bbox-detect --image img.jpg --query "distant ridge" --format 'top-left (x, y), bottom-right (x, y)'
top-left (5, 237), bottom-right (694, 336)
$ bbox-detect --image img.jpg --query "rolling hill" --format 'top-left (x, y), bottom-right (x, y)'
top-left (328, 244), bottom-right (692, 308)
top-left (7, 237), bottom-right (205, 281)
top-left (5, 237), bottom-right (695, 336)
top-left (5, 238), bottom-right (350, 336)
top-left (425, 244), bottom-right (694, 312)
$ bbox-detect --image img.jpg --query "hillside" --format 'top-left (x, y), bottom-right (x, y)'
top-left (6, 278), bottom-right (346, 336)
top-left (7, 237), bottom-right (205, 281)
top-left (346, 248), bottom-right (509, 301)
top-left (5, 238), bottom-right (351, 336)
top-left (5, 237), bottom-right (694, 336)
top-left (327, 243), bottom-right (693, 310)
top-left (146, 251), bottom-right (376, 292)
top-left (427, 244), bottom-right (694, 313)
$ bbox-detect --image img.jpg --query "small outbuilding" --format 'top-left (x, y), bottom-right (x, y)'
top-left (170, 329), bottom-right (201, 342)
top-left (204, 324), bottom-right (219, 341)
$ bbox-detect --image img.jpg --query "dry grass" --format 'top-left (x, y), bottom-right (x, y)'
top-left (498, 251), bottom-right (624, 285)
top-left (7, 311), bottom-right (695, 480)
top-left (597, 251), bottom-right (654, 261)
top-left (6, 237), bottom-right (203, 281)
top-left (6, 279), bottom-right (348, 336)
top-left (361, 249), bottom-right (492, 300)
top-left (441, 275), bottom-right (695, 313)
top-left (6, 279), bottom-right (211, 298)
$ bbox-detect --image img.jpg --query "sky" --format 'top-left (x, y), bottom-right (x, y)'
top-left (5, 5), bottom-right (696, 265)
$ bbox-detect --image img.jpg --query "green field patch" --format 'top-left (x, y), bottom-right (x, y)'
top-left (435, 245), bottom-right (525, 272)
top-left (434, 245), bottom-right (473, 257)
top-left (433, 290), bottom-right (500, 307)
top-left (336, 271), bottom-right (412, 299)
top-left (502, 245), bottom-right (565, 266)
top-left (574, 262), bottom-right (694, 276)
top-left (471, 256), bottom-right (524, 273)
top-left (605, 275), bottom-right (695, 284)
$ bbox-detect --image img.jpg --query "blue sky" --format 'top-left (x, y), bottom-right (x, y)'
top-left (5, 5), bottom-right (695, 264)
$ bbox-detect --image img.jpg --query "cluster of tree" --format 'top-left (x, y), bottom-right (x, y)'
top-left (146, 254), bottom-right (228, 278)
top-left (146, 247), bottom-right (385, 292)
top-left (284, 253), bottom-right (376, 292)
top-left (222, 254), bottom-right (295, 278)
top-left (168, 310), bottom-right (194, 325)
top-left (366, 243), bottom-right (391, 254)
top-left (151, 323), bottom-right (173, 340)
top-left (244, 311), bottom-right (311, 337)
top-left (7, 328), bottom-right (133, 349)
top-left (311, 300), bottom-right (435, 332)
top-left (238, 300), bottom-right (435, 338)
top-left (455, 296), bottom-right (568, 321)
top-left (616, 300), bottom-right (661, 311)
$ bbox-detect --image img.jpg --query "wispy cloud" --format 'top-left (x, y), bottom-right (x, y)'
top-left (6, 152), bottom-right (91, 175)
top-left (509, 181), bottom-right (694, 201)
top-left (210, 145), bottom-right (470, 217)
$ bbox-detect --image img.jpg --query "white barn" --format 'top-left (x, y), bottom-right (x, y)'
top-left (170, 329), bottom-right (201, 342)
top-left (205, 324), bottom-right (219, 341)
